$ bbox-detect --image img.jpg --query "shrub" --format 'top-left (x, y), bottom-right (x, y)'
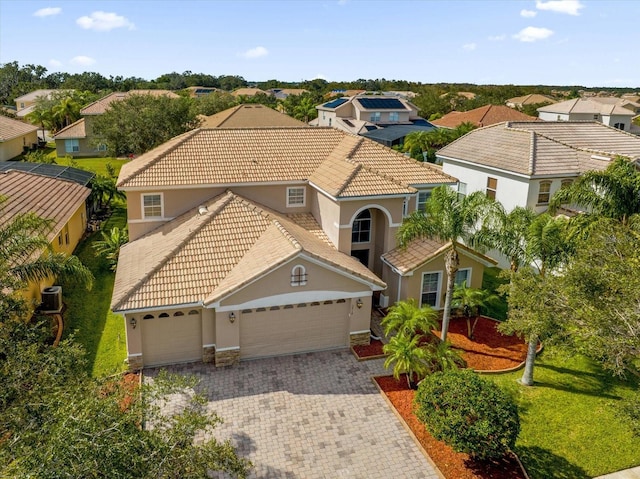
top-left (414, 369), bottom-right (520, 460)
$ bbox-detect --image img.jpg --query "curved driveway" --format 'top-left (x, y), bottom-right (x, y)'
top-left (146, 349), bottom-right (440, 479)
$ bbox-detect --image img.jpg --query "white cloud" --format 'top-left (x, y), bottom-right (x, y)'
top-left (488, 34), bottom-right (506, 41)
top-left (241, 46), bottom-right (269, 59)
top-left (521, 9), bottom-right (537, 17)
top-left (49, 59), bottom-right (63, 67)
top-left (34, 7), bottom-right (61, 17)
top-left (513, 26), bottom-right (554, 42)
top-left (76, 11), bottom-right (135, 31)
top-left (536, 0), bottom-right (584, 15)
top-left (70, 56), bottom-right (96, 66)
top-left (463, 43), bottom-right (477, 51)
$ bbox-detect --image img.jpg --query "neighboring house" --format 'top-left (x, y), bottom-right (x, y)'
top-left (505, 94), bottom-right (555, 109)
top-left (200, 104), bottom-right (308, 128)
top-left (13, 89), bottom-right (61, 118)
top-left (325, 89), bottom-right (366, 99)
top-left (112, 127), bottom-right (460, 370)
top-left (53, 89), bottom-right (179, 157)
top-left (0, 115), bottom-right (38, 161)
top-left (184, 86), bottom-right (219, 97)
top-left (537, 98), bottom-right (636, 131)
top-left (266, 88), bottom-right (308, 100)
top-left (231, 87), bottom-right (268, 98)
top-left (314, 95), bottom-right (435, 147)
top-left (382, 239), bottom-right (497, 309)
top-left (431, 105), bottom-right (538, 129)
top-left (0, 163), bottom-right (92, 305)
top-left (437, 121), bottom-right (640, 214)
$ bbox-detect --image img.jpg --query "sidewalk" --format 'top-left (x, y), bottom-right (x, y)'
top-left (595, 466), bottom-right (640, 479)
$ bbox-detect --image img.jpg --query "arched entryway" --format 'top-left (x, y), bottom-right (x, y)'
top-left (349, 206), bottom-right (390, 278)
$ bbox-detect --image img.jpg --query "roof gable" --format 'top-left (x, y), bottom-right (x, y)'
top-left (0, 115), bottom-right (38, 141)
top-left (431, 105), bottom-right (537, 129)
top-left (200, 104), bottom-right (307, 128)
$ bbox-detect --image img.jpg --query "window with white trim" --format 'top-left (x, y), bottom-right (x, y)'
top-left (370, 112), bottom-right (381, 122)
top-left (458, 182), bottom-right (467, 197)
top-left (142, 193), bottom-right (163, 219)
top-left (65, 139), bottom-right (79, 153)
top-left (455, 268), bottom-right (471, 287)
top-left (290, 265), bottom-right (307, 286)
top-left (97, 143), bottom-right (107, 151)
top-left (537, 181), bottom-right (551, 204)
top-left (389, 112), bottom-right (399, 122)
top-left (614, 122), bottom-right (625, 130)
top-left (417, 191), bottom-right (431, 212)
top-left (486, 177), bottom-right (497, 200)
top-left (286, 187), bottom-right (305, 207)
top-left (352, 210), bottom-right (371, 243)
top-left (421, 272), bottom-right (441, 308)
top-left (561, 179), bottom-right (573, 189)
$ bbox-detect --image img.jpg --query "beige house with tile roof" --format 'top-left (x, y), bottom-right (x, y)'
top-left (0, 169), bottom-right (91, 305)
top-left (0, 115), bottom-right (39, 161)
top-left (53, 90), bottom-right (179, 157)
top-left (505, 94), bottom-right (555, 109)
top-left (200, 104), bottom-right (307, 128)
top-left (231, 87), bottom-right (268, 98)
top-left (438, 121), bottom-right (640, 214)
top-left (538, 98), bottom-right (636, 131)
top-left (113, 127), bottom-right (458, 369)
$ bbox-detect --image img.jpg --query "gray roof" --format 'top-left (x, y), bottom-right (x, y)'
top-left (361, 124), bottom-right (436, 143)
top-left (438, 121), bottom-right (640, 177)
top-left (537, 98), bottom-right (635, 116)
top-left (0, 161), bottom-right (95, 186)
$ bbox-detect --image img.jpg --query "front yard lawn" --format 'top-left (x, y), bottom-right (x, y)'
top-left (60, 205), bottom-right (128, 377)
top-left (489, 347), bottom-right (640, 478)
top-left (56, 155), bottom-right (127, 177)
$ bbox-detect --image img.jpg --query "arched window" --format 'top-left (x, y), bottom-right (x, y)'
top-left (143, 314), bottom-right (154, 320)
top-left (352, 210), bottom-right (371, 243)
top-left (159, 312), bottom-right (170, 318)
top-left (291, 265), bottom-right (307, 286)
top-left (188, 310), bottom-right (199, 315)
top-left (173, 311), bottom-right (184, 316)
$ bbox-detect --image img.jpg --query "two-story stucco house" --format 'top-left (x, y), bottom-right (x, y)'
top-left (437, 121), bottom-right (640, 215)
top-left (110, 127), bottom-right (502, 370)
top-left (537, 97), bottom-right (637, 131)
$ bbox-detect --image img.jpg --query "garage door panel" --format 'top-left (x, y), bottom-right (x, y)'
top-left (240, 301), bottom-right (349, 359)
top-left (142, 313), bottom-right (202, 367)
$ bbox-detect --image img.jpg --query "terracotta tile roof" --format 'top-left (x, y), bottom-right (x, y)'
top-left (438, 121), bottom-right (640, 177)
top-left (0, 115), bottom-right (38, 141)
top-left (0, 170), bottom-right (90, 243)
top-left (231, 88), bottom-right (267, 97)
top-left (537, 98), bottom-right (636, 116)
top-left (116, 128), bottom-right (456, 194)
top-left (80, 90), bottom-right (179, 115)
top-left (111, 191), bottom-right (385, 312)
top-left (53, 118), bottom-right (86, 139)
top-left (431, 105), bottom-right (538, 129)
top-left (382, 239), bottom-right (497, 275)
top-left (200, 104), bottom-right (307, 128)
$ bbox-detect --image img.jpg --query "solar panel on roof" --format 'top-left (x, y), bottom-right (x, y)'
top-left (357, 98), bottom-right (405, 110)
top-left (323, 98), bottom-right (348, 109)
top-left (0, 161), bottom-right (94, 186)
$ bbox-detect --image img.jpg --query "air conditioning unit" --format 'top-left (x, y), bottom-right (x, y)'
top-left (379, 294), bottom-right (390, 308)
top-left (41, 286), bottom-right (63, 313)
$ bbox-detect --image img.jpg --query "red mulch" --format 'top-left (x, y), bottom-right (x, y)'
top-left (375, 375), bottom-right (526, 479)
top-left (373, 316), bottom-right (529, 479)
top-left (352, 338), bottom-right (385, 359)
top-left (100, 372), bottom-right (140, 411)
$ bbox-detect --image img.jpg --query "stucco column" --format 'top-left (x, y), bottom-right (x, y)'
top-left (214, 309), bottom-right (240, 366)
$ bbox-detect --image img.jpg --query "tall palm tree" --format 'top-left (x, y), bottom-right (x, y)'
top-left (92, 227), bottom-right (128, 271)
top-left (381, 299), bottom-right (438, 338)
top-left (549, 156), bottom-right (640, 226)
top-left (52, 96), bottom-right (80, 131)
top-left (26, 108), bottom-right (52, 144)
top-left (398, 186), bottom-right (498, 341)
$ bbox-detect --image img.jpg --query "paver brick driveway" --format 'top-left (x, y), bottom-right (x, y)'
top-left (145, 349), bottom-right (440, 479)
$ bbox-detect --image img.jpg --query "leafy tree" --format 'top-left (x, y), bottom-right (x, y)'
top-left (549, 156), bottom-right (640, 227)
top-left (93, 227), bottom-right (128, 271)
top-left (24, 149), bottom-right (56, 164)
top-left (92, 94), bottom-right (200, 156)
top-left (89, 167), bottom-right (125, 212)
top-left (381, 298), bottom-right (438, 338)
top-left (403, 122), bottom-right (475, 162)
top-left (25, 106), bottom-right (52, 141)
top-left (414, 369), bottom-right (520, 460)
top-left (0, 319), bottom-right (252, 478)
top-left (451, 281), bottom-right (500, 339)
top-left (398, 186), bottom-right (498, 341)
top-left (526, 213), bottom-right (571, 277)
top-left (192, 91), bottom-right (236, 116)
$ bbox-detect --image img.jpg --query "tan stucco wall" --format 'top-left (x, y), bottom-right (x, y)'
top-left (337, 199), bottom-right (402, 256)
top-left (309, 189), bottom-right (341, 248)
top-left (54, 138), bottom-right (106, 158)
top-left (349, 296), bottom-right (371, 334)
top-left (0, 132), bottom-right (38, 161)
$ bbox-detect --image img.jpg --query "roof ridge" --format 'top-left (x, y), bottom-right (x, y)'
top-left (528, 131), bottom-right (536, 175)
top-left (335, 162), bottom-right (362, 196)
top-left (53, 117), bottom-right (84, 136)
top-left (112, 191), bottom-right (235, 310)
top-left (271, 219), bottom-right (303, 251)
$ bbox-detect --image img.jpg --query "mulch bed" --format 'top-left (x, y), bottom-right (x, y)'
top-left (352, 338), bottom-right (385, 360)
top-left (374, 316), bottom-right (530, 479)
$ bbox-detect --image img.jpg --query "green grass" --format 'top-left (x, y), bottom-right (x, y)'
top-left (55, 155), bottom-right (127, 177)
top-left (60, 205), bottom-right (128, 378)
top-left (488, 347), bottom-right (640, 478)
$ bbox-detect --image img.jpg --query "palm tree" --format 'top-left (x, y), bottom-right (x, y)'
top-left (549, 156), bottom-right (640, 227)
top-left (26, 108), bottom-right (52, 144)
top-left (451, 281), bottom-right (500, 339)
top-left (52, 96), bottom-right (80, 130)
top-left (380, 299), bottom-right (438, 338)
top-left (398, 186), bottom-right (498, 342)
top-left (472, 205), bottom-right (536, 274)
top-left (425, 339), bottom-right (466, 372)
top-left (292, 96), bottom-right (317, 123)
top-left (92, 227), bottom-right (128, 271)
top-left (383, 333), bottom-right (431, 389)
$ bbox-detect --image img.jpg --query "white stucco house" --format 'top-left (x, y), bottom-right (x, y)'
top-left (537, 98), bottom-right (637, 132)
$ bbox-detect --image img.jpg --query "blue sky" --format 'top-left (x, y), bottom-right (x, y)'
top-left (1, 0), bottom-right (638, 87)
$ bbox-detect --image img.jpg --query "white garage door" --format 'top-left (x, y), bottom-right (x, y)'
top-left (141, 311), bottom-right (202, 367)
top-left (240, 300), bottom-right (350, 359)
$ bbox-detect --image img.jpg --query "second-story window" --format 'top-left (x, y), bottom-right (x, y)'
top-left (142, 193), bottom-right (163, 219)
top-left (370, 112), bottom-right (381, 122)
top-left (287, 187), bottom-right (305, 207)
top-left (290, 265), bottom-right (307, 286)
top-left (389, 112), bottom-right (399, 122)
top-left (417, 191), bottom-right (431, 212)
top-left (486, 177), bottom-right (498, 200)
top-left (352, 210), bottom-right (371, 243)
top-left (537, 181), bottom-right (551, 204)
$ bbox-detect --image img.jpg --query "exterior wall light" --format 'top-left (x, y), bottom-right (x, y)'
top-left (129, 317), bottom-right (137, 329)
top-left (228, 311), bottom-right (236, 323)
top-left (356, 299), bottom-right (363, 309)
